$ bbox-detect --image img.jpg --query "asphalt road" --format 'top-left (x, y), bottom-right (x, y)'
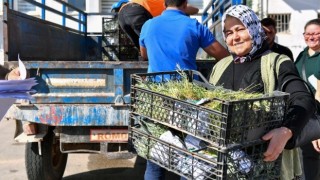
top-left (0, 119), bottom-right (180, 180)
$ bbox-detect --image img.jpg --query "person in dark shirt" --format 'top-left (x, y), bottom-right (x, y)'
top-left (261, 17), bottom-right (294, 61)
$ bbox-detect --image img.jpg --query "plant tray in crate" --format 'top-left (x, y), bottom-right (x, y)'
top-left (130, 70), bottom-right (289, 147)
top-left (129, 127), bottom-right (281, 180)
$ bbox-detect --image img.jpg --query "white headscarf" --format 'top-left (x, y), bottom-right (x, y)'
top-left (222, 5), bottom-right (266, 62)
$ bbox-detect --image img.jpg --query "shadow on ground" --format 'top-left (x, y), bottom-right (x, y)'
top-left (63, 156), bottom-right (180, 180)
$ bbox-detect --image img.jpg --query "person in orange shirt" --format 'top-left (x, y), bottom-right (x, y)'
top-left (117, 0), bottom-right (198, 49)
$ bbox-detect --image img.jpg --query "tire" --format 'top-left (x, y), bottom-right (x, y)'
top-left (25, 131), bottom-right (68, 180)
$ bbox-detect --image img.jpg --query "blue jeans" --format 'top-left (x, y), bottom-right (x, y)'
top-left (144, 160), bottom-right (165, 180)
top-left (144, 160), bottom-right (187, 180)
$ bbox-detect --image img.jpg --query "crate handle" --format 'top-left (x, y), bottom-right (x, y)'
top-left (188, 70), bottom-right (216, 90)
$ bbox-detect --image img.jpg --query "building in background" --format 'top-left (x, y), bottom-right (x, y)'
top-left (251, 0), bottom-right (320, 59)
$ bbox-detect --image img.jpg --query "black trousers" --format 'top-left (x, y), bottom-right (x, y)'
top-left (118, 3), bottom-right (153, 48)
top-left (301, 142), bottom-right (320, 180)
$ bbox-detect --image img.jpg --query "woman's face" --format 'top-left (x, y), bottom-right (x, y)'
top-left (224, 16), bottom-right (252, 56)
top-left (304, 24), bottom-right (320, 51)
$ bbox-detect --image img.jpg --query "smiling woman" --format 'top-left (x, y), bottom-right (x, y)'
top-left (209, 5), bottom-right (317, 180)
top-left (294, 18), bottom-right (320, 180)
top-left (223, 16), bottom-right (252, 57)
top-left (303, 23), bottom-right (320, 52)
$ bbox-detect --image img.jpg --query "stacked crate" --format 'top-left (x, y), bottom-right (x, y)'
top-left (129, 70), bottom-right (289, 180)
top-left (102, 16), bottom-right (139, 61)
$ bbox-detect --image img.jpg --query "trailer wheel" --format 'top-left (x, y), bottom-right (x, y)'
top-left (25, 131), bottom-right (68, 180)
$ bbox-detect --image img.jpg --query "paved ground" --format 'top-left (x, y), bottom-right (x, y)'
top-left (0, 119), bottom-right (180, 180)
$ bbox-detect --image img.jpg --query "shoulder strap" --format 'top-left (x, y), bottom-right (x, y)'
top-left (261, 52), bottom-right (291, 94)
top-left (209, 55), bottom-right (233, 85)
top-left (301, 58), bottom-right (308, 81)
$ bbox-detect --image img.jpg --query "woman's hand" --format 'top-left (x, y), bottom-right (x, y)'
top-left (312, 139), bottom-right (320, 152)
top-left (7, 68), bottom-right (21, 80)
top-left (262, 127), bottom-right (293, 161)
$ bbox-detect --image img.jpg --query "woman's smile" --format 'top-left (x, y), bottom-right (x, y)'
top-left (224, 16), bottom-right (252, 57)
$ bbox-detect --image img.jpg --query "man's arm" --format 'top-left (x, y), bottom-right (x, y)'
top-left (203, 41), bottom-right (230, 61)
top-left (140, 46), bottom-right (148, 61)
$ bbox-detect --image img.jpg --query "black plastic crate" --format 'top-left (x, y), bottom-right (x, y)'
top-left (130, 70), bottom-right (289, 147)
top-left (102, 16), bottom-right (139, 61)
top-left (129, 126), bottom-right (281, 180)
top-left (103, 17), bottom-right (119, 33)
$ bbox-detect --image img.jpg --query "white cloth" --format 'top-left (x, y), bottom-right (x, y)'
top-left (149, 130), bottom-right (186, 165)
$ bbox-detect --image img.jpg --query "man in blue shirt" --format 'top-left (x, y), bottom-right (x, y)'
top-left (139, 0), bottom-right (229, 179)
top-left (139, 0), bottom-right (229, 74)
